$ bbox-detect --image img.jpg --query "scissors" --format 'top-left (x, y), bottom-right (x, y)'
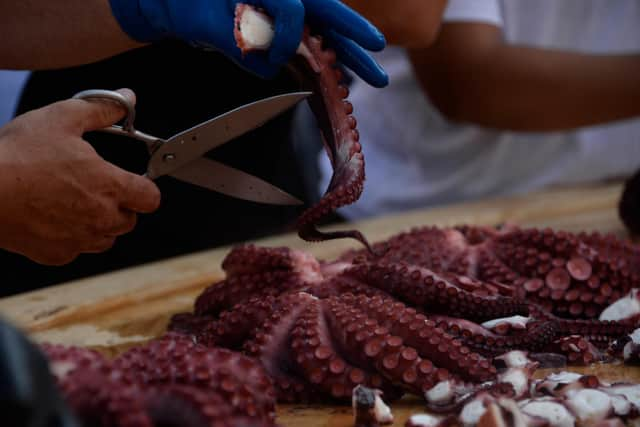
top-left (72, 89), bottom-right (311, 206)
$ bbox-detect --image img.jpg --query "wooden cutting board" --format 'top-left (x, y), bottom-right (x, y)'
top-left (1, 181), bottom-right (639, 426)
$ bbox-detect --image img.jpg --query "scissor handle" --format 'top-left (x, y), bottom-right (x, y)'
top-left (72, 89), bottom-right (161, 147)
top-left (73, 89), bottom-right (136, 132)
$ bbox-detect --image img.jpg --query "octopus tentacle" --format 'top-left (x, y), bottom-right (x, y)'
top-left (114, 333), bottom-right (276, 423)
top-left (546, 335), bottom-right (604, 365)
top-left (431, 315), bottom-right (559, 357)
top-left (530, 304), bottom-right (637, 347)
top-left (197, 294), bottom-right (280, 349)
top-left (308, 274), bottom-right (392, 299)
top-left (234, 4), bottom-right (372, 251)
top-left (221, 245), bottom-right (297, 276)
top-left (290, 35), bottom-right (371, 251)
top-left (492, 227), bottom-right (639, 317)
top-left (40, 342), bottom-right (110, 388)
top-left (41, 344), bottom-right (151, 427)
top-left (194, 270), bottom-right (298, 316)
top-left (554, 318), bottom-right (635, 347)
top-left (41, 337), bottom-right (278, 427)
top-left (345, 261), bottom-right (528, 321)
top-left (341, 293), bottom-right (496, 382)
top-left (323, 297), bottom-right (453, 395)
top-left (143, 385), bottom-right (239, 427)
top-left (243, 292), bottom-right (317, 402)
top-left (167, 312), bottom-right (215, 337)
top-left (289, 298), bottom-right (400, 401)
top-left (62, 373), bottom-right (153, 427)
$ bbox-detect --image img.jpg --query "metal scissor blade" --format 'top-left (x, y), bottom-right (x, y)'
top-left (147, 91), bottom-right (312, 179)
top-left (168, 157), bottom-right (304, 206)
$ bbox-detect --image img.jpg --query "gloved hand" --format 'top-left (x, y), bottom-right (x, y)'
top-left (108, 0), bottom-right (389, 87)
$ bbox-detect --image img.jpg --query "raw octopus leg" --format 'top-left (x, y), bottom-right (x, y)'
top-left (234, 4), bottom-right (373, 252)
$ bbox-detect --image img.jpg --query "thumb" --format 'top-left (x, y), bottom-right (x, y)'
top-left (67, 88), bottom-right (137, 132)
top-left (112, 165), bottom-right (162, 213)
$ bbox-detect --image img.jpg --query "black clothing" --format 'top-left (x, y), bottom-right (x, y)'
top-left (1, 41), bottom-right (312, 296)
top-left (0, 316), bottom-right (79, 427)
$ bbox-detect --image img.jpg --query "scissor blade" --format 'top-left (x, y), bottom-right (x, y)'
top-left (147, 91), bottom-right (312, 178)
top-left (168, 157), bottom-right (304, 206)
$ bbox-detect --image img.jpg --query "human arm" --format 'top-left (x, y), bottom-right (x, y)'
top-left (0, 89), bottom-right (161, 265)
top-left (343, 0), bottom-right (448, 48)
top-left (0, 0), bottom-right (388, 87)
top-left (0, 0), bottom-right (142, 69)
top-left (408, 23), bottom-right (640, 131)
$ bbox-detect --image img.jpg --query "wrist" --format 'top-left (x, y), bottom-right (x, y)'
top-left (108, 0), bottom-right (168, 42)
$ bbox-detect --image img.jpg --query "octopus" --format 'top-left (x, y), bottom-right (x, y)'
top-left (40, 333), bottom-right (278, 427)
top-left (168, 224), bottom-right (640, 410)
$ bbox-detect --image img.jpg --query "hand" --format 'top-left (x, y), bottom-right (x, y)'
top-left (0, 89), bottom-right (161, 265)
top-left (108, 0), bottom-right (389, 87)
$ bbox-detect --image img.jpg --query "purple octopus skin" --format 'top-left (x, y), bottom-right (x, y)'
top-left (234, 4), bottom-right (373, 252)
top-left (40, 334), bottom-right (278, 427)
top-left (169, 224), bottom-right (640, 407)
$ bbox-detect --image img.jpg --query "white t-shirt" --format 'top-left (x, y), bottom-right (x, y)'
top-left (317, 0), bottom-right (640, 220)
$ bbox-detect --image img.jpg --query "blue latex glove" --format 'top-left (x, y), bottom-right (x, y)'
top-left (109, 0), bottom-right (389, 87)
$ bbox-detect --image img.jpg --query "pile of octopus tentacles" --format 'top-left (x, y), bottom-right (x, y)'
top-left (41, 224), bottom-right (640, 427)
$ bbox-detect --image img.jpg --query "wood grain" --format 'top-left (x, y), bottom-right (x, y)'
top-left (0, 181), bottom-right (636, 426)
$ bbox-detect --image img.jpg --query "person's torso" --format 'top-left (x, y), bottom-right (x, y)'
top-left (318, 0), bottom-right (640, 220)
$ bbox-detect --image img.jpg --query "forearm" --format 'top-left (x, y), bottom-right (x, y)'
top-left (0, 0), bottom-right (143, 69)
top-left (409, 25), bottom-right (640, 131)
top-left (343, 0), bottom-right (447, 47)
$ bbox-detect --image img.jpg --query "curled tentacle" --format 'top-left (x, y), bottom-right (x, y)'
top-left (234, 4), bottom-right (373, 251)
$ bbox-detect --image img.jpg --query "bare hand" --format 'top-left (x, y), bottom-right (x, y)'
top-left (0, 89), bottom-right (161, 265)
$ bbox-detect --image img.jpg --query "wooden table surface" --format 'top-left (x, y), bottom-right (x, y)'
top-left (1, 181), bottom-right (639, 426)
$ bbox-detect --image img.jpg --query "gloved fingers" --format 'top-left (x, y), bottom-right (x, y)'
top-left (303, 0), bottom-right (386, 52)
top-left (323, 29), bottom-right (388, 88)
top-left (261, 0), bottom-right (305, 65)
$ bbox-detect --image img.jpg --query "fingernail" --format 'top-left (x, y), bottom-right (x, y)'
top-left (116, 88), bottom-right (136, 104)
